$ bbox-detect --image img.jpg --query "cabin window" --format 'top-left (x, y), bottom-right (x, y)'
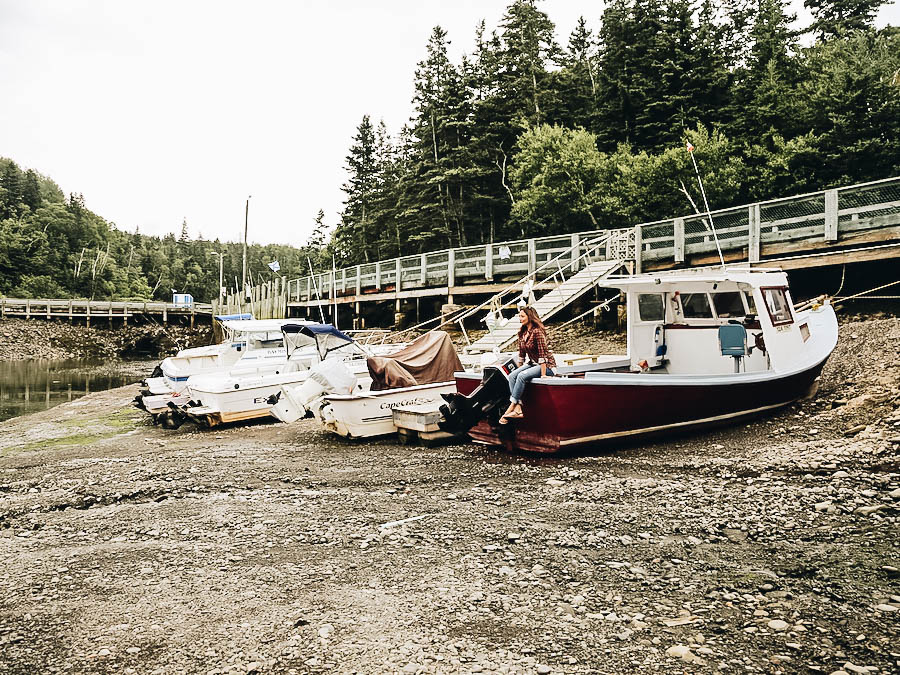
top-left (681, 293), bottom-right (713, 319)
top-left (762, 287), bottom-right (793, 325)
top-left (712, 292), bottom-right (745, 318)
top-left (744, 291), bottom-right (758, 316)
top-left (638, 294), bottom-right (665, 321)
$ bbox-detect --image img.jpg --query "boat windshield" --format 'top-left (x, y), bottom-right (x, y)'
top-left (711, 292), bottom-right (745, 318)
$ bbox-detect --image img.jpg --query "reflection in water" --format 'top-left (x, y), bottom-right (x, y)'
top-left (0, 359), bottom-right (154, 422)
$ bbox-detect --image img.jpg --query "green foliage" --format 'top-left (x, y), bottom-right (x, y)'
top-left (805, 0), bottom-right (887, 39)
top-left (0, 156), bottom-right (317, 302)
top-left (2, 0), bottom-right (897, 296)
top-left (329, 0), bottom-right (898, 264)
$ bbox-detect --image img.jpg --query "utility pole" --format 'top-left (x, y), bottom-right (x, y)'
top-left (210, 251), bottom-right (227, 300)
top-left (242, 195), bottom-right (252, 293)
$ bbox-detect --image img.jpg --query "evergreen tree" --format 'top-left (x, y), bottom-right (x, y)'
top-left (805, 0), bottom-right (887, 39)
top-left (547, 17), bottom-right (598, 130)
top-left (495, 0), bottom-right (559, 123)
top-left (22, 170), bottom-right (42, 213)
top-left (0, 161), bottom-right (23, 219)
top-left (336, 115), bottom-right (379, 263)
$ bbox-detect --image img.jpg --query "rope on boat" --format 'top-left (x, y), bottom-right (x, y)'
top-left (831, 279), bottom-right (900, 308)
top-left (548, 295), bottom-right (619, 336)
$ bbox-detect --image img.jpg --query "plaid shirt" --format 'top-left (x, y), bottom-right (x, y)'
top-left (518, 327), bottom-right (556, 369)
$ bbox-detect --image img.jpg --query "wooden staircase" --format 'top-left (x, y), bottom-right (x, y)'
top-left (466, 259), bottom-right (625, 353)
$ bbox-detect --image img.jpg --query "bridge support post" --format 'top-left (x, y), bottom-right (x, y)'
top-left (633, 227), bottom-right (643, 274)
top-left (86, 303), bottom-right (90, 328)
top-left (395, 259), bottom-right (402, 292)
top-left (749, 204), bottom-right (761, 262)
top-left (570, 234), bottom-right (580, 272)
top-left (527, 239), bottom-right (536, 274)
top-left (25, 299), bottom-right (30, 320)
top-left (485, 244), bottom-right (493, 280)
top-left (162, 306), bottom-right (167, 325)
top-left (674, 219), bottom-right (685, 264)
top-left (447, 249), bottom-right (455, 289)
top-left (420, 254), bottom-right (427, 286)
top-left (375, 262), bottom-right (382, 290)
top-left (824, 189), bottom-right (838, 242)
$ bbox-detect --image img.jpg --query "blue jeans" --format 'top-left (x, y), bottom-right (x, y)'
top-left (508, 363), bottom-right (553, 404)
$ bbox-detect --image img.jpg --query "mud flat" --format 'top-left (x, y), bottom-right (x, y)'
top-left (0, 319), bottom-right (898, 674)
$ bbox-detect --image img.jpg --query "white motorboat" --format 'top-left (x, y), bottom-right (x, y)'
top-left (135, 318), bottom-right (304, 421)
top-left (311, 331), bottom-right (467, 439)
top-left (176, 324), bottom-right (388, 428)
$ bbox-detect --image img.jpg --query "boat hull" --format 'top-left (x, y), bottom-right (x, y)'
top-left (320, 382), bottom-right (457, 439)
top-left (456, 359), bottom-right (827, 454)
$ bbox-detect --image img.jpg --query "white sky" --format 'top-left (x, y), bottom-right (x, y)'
top-left (1, 0), bottom-right (897, 247)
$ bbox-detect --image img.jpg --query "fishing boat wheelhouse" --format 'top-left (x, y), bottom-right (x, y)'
top-left (442, 268), bottom-right (838, 453)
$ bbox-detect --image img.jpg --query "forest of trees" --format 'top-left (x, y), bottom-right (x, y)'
top-left (0, 158), bottom-right (332, 303)
top-left (332, 0), bottom-right (900, 265)
top-left (1, 0), bottom-right (898, 301)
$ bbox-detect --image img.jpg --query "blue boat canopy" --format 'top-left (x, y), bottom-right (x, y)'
top-left (282, 323), bottom-right (355, 360)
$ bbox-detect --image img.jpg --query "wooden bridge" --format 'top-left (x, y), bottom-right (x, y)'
top-left (230, 175), bottom-right (899, 320)
top-left (0, 298), bottom-right (213, 325)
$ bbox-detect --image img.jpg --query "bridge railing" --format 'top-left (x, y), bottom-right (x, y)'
top-left (283, 176), bottom-right (900, 304)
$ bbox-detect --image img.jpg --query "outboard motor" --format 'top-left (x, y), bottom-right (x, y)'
top-left (438, 365), bottom-right (513, 434)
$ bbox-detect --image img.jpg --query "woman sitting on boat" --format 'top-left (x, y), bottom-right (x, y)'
top-left (501, 306), bottom-right (556, 423)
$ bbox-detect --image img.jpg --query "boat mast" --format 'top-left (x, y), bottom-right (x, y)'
top-left (686, 141), bottom-right (726, 270)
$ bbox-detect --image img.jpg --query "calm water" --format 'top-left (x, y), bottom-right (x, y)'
top-left (0, 359), bottom-right (155, 422)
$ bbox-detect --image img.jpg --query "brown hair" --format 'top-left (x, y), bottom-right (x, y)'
top-left (518, 306), bottom-right (545, 338)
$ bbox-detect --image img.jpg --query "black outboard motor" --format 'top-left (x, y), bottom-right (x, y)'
top-left (439, 365), bottom-right (513, 434)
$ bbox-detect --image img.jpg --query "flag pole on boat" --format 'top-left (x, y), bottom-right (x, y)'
top-left (332, 254), bottom-right (338, 330)
top-left (307, 257), bottom-right (326, 323)
top-left (686, 141), bottom-right (726, 270)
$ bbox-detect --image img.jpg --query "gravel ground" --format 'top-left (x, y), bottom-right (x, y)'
top-left (0, 318), bottom-right (897, 674)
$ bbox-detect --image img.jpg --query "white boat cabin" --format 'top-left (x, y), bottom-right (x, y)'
top-left (603, 268), bottom-right (825, 376)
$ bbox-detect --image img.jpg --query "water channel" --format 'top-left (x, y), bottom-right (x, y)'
top-left (0, 359), bottom-right (154, 422)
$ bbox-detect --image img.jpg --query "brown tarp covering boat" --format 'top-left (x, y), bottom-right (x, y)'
top-left (367, 331), bottom-right (463, 391)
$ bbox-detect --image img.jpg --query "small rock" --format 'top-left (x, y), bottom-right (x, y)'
top-left (125, 647), bottom-right (140, 654)
top-left (842, 663), bottom-right (872, 675)
top-left (546, 479), bottom-right (565, 487)
top-left (665, 645), bottom-right (694, 661)
top-left (318, 623), bottom-right (334, 638)
top-left (536, 665), bottom-right (551, 674)
top-left (832, 470), bottom-right (850, 479)
top-left (767, 619), bottom-right (789, 632)
top-left (875, 603), bottom-right (897, 612)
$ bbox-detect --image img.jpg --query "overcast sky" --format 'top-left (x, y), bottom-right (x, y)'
top-left (1, 1), bottom-right (897, 247)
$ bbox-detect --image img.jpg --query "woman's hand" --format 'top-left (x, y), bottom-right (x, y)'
top-left (540, 363), bottom-right (547, 377)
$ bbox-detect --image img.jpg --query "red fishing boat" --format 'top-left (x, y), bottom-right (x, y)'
top-left (440, 268), bottom-right (838, 453)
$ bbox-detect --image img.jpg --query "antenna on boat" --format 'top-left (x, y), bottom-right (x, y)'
top-left (686, 141), bottom-right (726, 270)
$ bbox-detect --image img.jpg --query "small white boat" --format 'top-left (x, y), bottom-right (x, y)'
top-left (312, 331), bottom-right (466, 439)
top-left (135, 318), bottom-right (304, 421)
top-left (177, 324), bottom-right (387, 428)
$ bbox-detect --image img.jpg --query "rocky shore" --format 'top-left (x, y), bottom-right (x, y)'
top-left (0, 319), bottom-right (213, 361)
top-left (0, 317), bottom-right (897, 674)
